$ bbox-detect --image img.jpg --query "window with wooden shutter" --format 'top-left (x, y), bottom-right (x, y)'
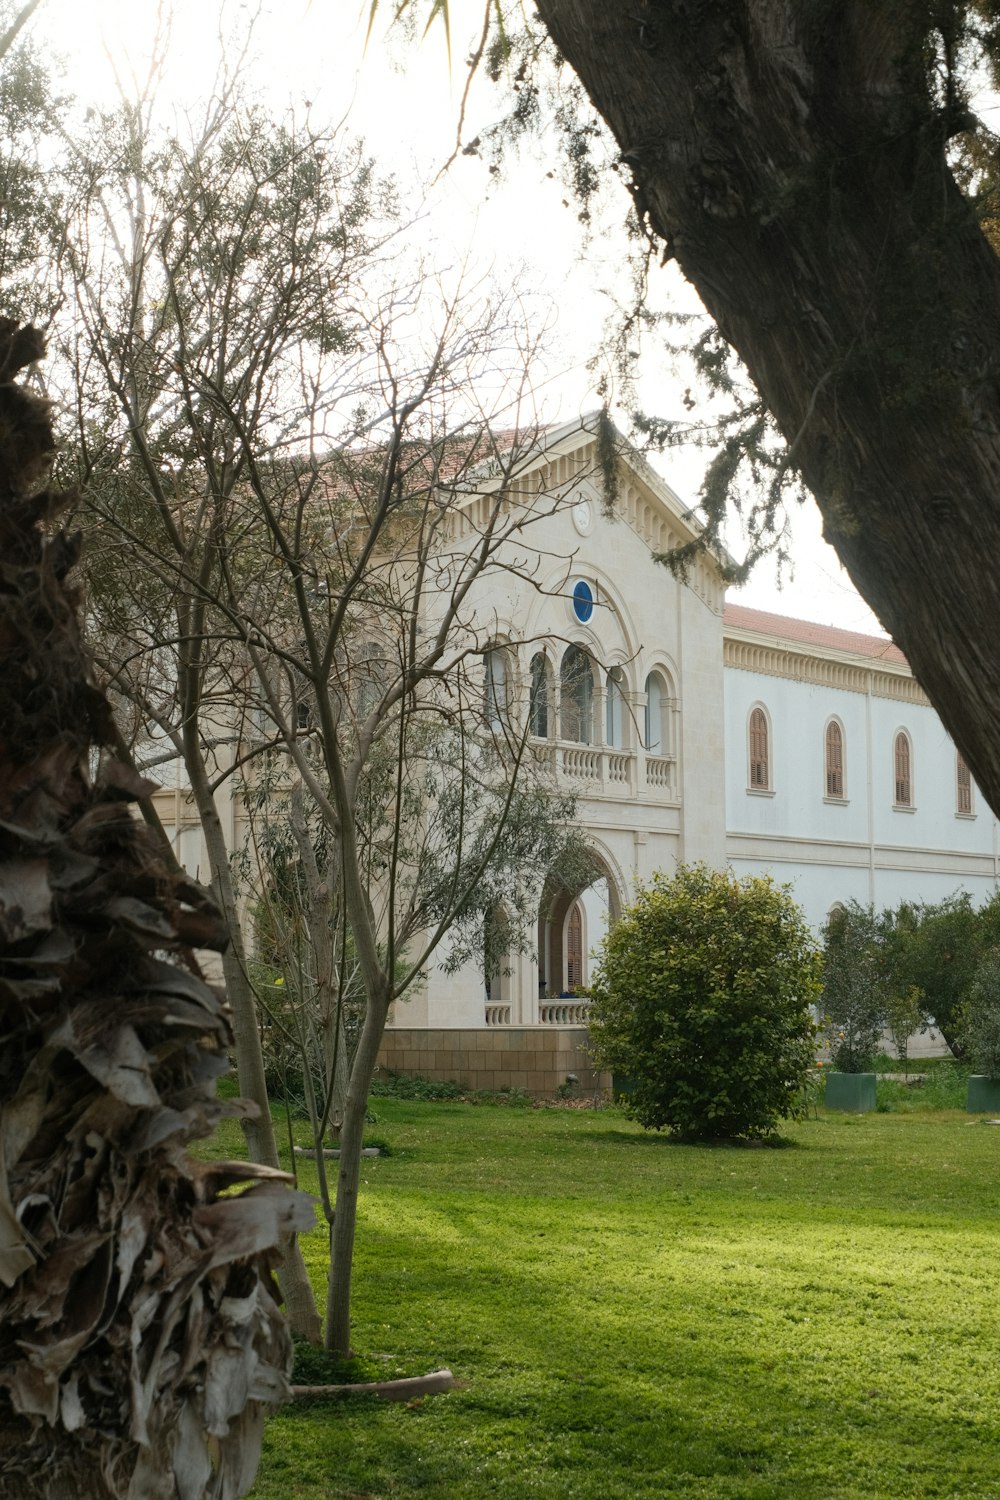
top-left (825, 720), bottom-right (844, 799)
top-left (748, 707), bottom-right (769, 790)
top-left (894, 732), bottom-right (912, 806)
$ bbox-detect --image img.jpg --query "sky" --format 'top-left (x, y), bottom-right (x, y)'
top-left (29, 0), bottom-right (883, 634)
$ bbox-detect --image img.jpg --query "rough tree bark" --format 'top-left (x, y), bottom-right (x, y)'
top-left (0, 318), bottom-right (313, 1497)
top-left (536, 1), bottom-right (1000, 815)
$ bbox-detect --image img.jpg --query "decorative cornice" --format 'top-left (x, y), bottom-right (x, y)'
top-left (723, 635), bottom-right (930, 706)
top-left (726, 830), bottom-right (995, 877)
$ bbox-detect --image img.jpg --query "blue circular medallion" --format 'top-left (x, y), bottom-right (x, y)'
top-left (572, 579), bottom-right (594, 623)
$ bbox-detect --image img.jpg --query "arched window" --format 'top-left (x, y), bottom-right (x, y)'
top-left (561, 645), bottom-right (594, 744)
top-left (957, 751), bottom-right (973, 815)
top-left (566, 902), bottom-right (584, 990)
top-left (529, 652), bottom-right (551, 738)
top-left (483, 647), bottom-right (508, 730)
top-left (484, 903), bottom-right (511, 1006)
top-left (825, 719), bottom-right (845, 799)
top-left (644, 672), bottom-right (664, 754)
top-left (894, 731), bottom-right (912, 806)
top-left (748, 706), bottom-right (770, 790)
top-left (605, 667), bottom-right (625, 748)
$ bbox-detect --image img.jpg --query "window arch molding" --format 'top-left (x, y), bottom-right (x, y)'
top-left (642, 662), bottom-right (677, 759)
top-left (893, 728), bottom-right (914, 808)
top-left (747, 703), bottom-right (772, 792)
top-left (527, 562), bottom-right (642, 666)
top-left (824, 717), bottom-right (846, 801)
top-left (482, 640), bottom-right (516, 732)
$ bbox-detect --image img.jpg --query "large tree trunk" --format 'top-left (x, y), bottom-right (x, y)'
top-left (537, 1), bottom-right (1000, 815)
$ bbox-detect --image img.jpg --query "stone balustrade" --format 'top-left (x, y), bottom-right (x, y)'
top-left (530, 739), bottom-right (676, 800)
top-left (539, 999), bottom-right (592, 1025)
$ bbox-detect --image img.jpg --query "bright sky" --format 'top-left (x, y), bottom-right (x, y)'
top-left (30, 0), bottom-right (882, 634)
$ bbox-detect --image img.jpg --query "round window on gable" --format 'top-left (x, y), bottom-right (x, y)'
top-left (571, 578), bottom-right (595, 624)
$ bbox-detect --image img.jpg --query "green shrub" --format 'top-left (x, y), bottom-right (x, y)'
top-left (368, 1073), bottom-right (532, 1106)
top-left (588, 865), bottom-right (820, 1140)
top-left (874, 1060), bottom-right (969, 1112)
top-left (369, 1073), bottom-right (465, 1101)
top-left (958, 948), bottom-right (1000, 1077)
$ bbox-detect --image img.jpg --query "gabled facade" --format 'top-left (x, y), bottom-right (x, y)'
top-left (383, 431), bottom-right (997, 1088)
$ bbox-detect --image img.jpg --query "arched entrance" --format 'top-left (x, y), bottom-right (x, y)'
top-left (536, 847), bottom-right (623, 1001)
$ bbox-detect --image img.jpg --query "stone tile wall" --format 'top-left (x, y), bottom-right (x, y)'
top-left (376, 1026), bottom-right (609, 1097)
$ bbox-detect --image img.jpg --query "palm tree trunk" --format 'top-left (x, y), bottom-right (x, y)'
top-left (0, 317), bottom-right (313, 1496)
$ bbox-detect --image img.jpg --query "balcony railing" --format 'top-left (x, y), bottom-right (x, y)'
top-left (531, 739), bottom-right (676, 800)
top-left (539, 999), bottom-right (592, 1025)
top-left (482, 1000), bottom-right (593, 1025)
top-left (644, 754), bottom-right (675, 795)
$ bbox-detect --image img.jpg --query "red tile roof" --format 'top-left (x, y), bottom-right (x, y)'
top-left (723, 604), bottom-right (907, 665)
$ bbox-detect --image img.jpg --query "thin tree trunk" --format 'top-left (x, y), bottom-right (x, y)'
top-left (185, 745), bottom-right (322, 1344)
top-left (536, 1), bottom-right (1000, 819)
top-left (184, 742), bottom-right (278, 1164)
top-left (325, 987), bottom-right (389, 1356)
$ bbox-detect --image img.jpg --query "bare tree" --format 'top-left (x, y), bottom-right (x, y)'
top-left (217, 350), bottom-right (592, 1350)
top-left (48, 56), bottom-right (591, 1357)
top-left (50, 76), bottom-right (403, 1340)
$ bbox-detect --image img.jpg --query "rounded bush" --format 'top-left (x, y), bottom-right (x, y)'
top-left (589, 865), bottom-right (821, 1140)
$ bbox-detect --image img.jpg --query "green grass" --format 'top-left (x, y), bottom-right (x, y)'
top-left (241, 1102), bottom-right (1000, 1500)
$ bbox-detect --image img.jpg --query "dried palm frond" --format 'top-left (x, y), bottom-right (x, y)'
top-left (0, 318), bottom-right (312, 1500)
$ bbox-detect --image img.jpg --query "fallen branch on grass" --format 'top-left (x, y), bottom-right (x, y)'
top-left (291, 1369), bottom-right (455, 1401)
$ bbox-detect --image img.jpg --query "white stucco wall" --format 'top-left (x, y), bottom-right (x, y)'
top-left (724, 662), bottom-right (999, 932)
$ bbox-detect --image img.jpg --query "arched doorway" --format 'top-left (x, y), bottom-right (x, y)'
top-left (536, 847), bottom-right (623, 1002)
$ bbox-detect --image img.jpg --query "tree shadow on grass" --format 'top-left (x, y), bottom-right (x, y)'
top-left (587, 1128), bottom-right (803, 1150)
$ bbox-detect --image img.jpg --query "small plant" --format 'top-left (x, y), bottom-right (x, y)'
top-left (821, 904), bottom-right (887, 1072)
top-left (958, 949), bottom-right (1000, 1078)
top-left (793, 1062), bottom-right (827, 1120)
top-left (885, 985), bottom-right (927, 1077)
top-left (368, 1073), bottom-right (532, 1106)
top-left (369, 1073), bottom-right (465, 1101)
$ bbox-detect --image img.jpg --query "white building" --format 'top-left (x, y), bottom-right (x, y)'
top-left (379, 422), bottom-right (997, 1090)
top-left (149, 416), bottom-right (993, 1091)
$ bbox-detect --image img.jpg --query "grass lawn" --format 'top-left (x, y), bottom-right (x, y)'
top-left (240, 1100), bottom-right (1000, 1500)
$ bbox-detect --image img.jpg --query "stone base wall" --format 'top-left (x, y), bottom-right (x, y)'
top-left (377, 1026), bottom-right (609, 1097)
